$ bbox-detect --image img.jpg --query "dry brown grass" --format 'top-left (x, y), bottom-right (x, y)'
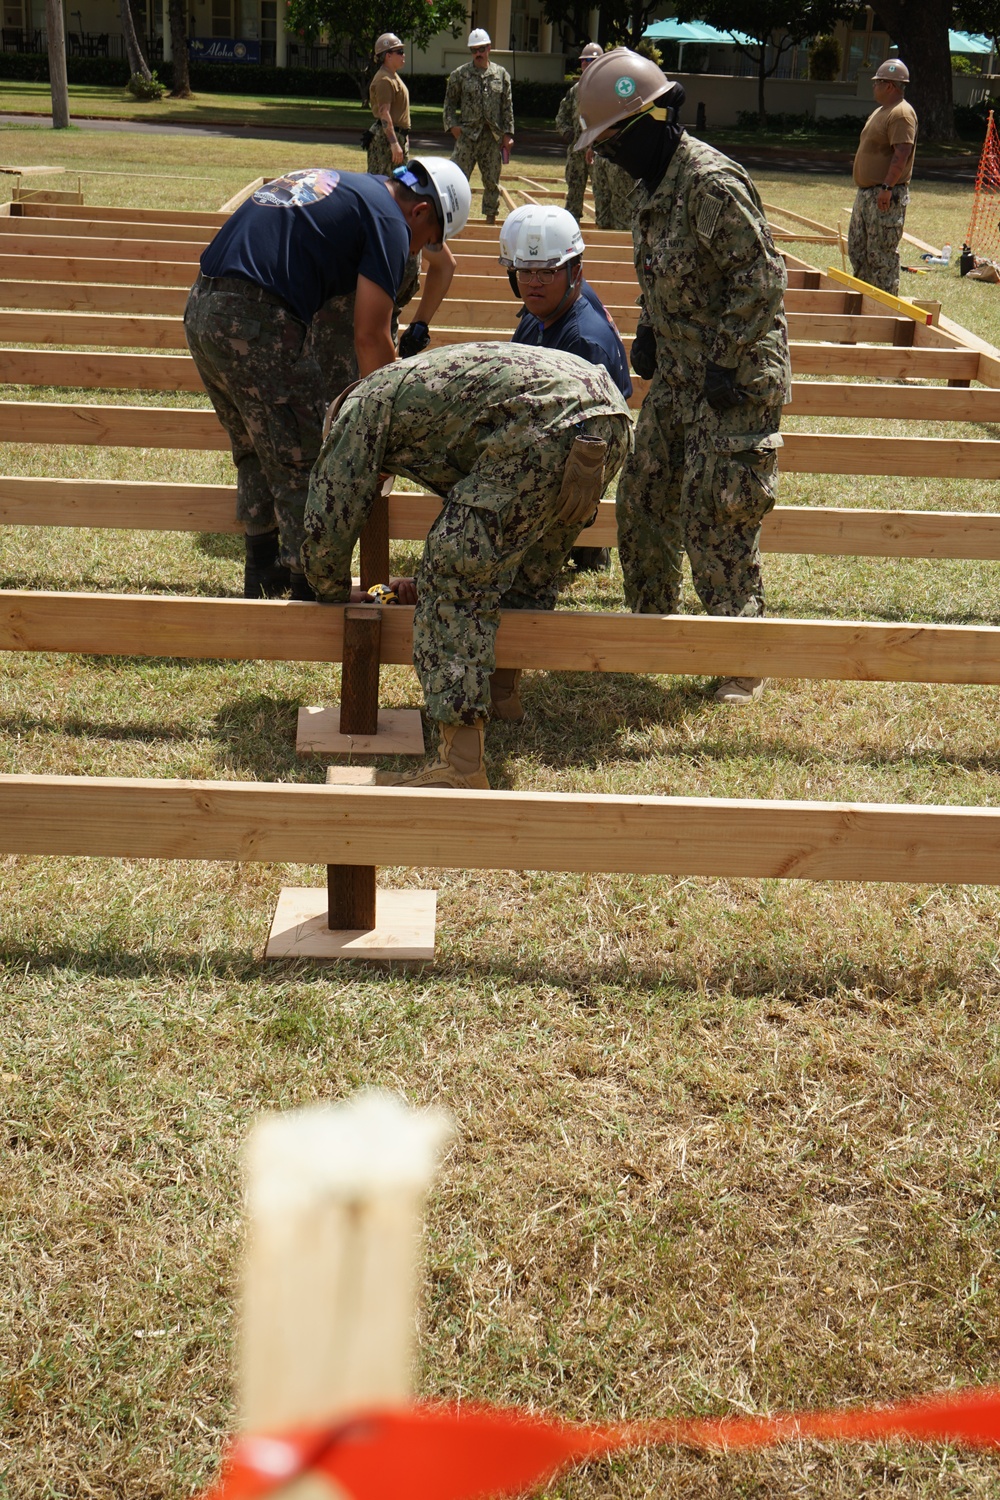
top-left (1, 130), bottom-right (1000, 1498)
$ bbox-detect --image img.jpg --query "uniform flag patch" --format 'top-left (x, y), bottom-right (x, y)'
top-left (696, 194), bottom-right (724, 239)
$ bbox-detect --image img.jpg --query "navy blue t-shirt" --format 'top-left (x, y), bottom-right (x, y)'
top-left (200, 169), bottom-right (410, 325)
top-left (511, 279), bottom-right (633, 398)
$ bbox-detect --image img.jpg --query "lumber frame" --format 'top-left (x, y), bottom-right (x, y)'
top-left (3, 591), bottom-right (1000, 685)
top-left (3, 773), bottom-right (1000, 886)
top-left (6, 479), bottom-right (1000, 563)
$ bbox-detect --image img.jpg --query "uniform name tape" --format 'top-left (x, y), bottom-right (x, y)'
top-left (199, 1387), bottom-right (1000, 1500)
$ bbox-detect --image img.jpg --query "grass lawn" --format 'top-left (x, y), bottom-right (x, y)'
top-left (3, 128), bottom-right (1000, 1499)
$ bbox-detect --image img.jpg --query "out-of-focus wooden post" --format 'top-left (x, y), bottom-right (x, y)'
top-left (240, 1094), bottom-right (452, 1495)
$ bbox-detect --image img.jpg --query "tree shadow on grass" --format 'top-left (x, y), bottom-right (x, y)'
top-left (193, 531), bottom-right (241, 561)
top-left (213, 692), bottom-right (316, 779)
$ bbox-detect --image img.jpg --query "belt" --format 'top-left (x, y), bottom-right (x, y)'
top-left (195, 272), bottom-right (303, 322)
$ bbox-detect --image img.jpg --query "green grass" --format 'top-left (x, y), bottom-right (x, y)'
top-left (3, 129), bottom-right (1000, 1498)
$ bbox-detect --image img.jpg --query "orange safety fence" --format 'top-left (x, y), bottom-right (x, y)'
top-left (965, 110), bottom-right (1000, 262)
top-left (199, 1387), bottom-right (1000, 1500)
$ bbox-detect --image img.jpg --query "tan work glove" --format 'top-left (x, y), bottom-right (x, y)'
top-left (555, 435), bottom-right (607, 526)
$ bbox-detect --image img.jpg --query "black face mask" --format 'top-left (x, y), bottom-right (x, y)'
top-left (595, 84), bottom-right (686, 193)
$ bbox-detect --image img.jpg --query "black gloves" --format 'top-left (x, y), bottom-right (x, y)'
top-left (630, 322), bottom-right (657, 380)
top-left (399, 320), bottom-right (430, 359)
top-left (703, 362), bottom-right (747, 412)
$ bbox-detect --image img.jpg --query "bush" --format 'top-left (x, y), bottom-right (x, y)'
top-left (126, 69), bottom-right (165, 99)
top-left (809, 34), bottom-right (841, 82)
top-left (955, 97), bottom-right (995, 138)
top-left (0, 53), bottom-right (571, 121)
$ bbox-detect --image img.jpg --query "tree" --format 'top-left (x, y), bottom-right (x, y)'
top-left (874, 0), bottom-right (955, 141)
top-left (541, 0), bottom-right (662, 51)
top-left (675, 0), bottom-right (854, 123)
top-left (168, 0), bottom-right (193, 97)
top-left (286, 0), bottom-right (467, 100)
top-left (119, 0), bottom-right (152, 80)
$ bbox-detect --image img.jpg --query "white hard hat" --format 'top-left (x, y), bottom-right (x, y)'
top-left (498, 204), bottom-right (585, 269)
top-left (399, 156), bottom-right (471, 240)
top-left (468, 28), bottom-right (491, 46)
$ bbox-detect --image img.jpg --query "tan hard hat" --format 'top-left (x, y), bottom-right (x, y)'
top-left (374, 31), bottom-right (403, 54)
top-left (575, 46), bottom-right (675, 153)
top-left (873, 57), bottom-right (909, 82)
top-left (579, 42), bottom-right (602, 61)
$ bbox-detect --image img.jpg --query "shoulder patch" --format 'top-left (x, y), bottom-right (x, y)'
top-left (696, 193), bottom-right (724, 240)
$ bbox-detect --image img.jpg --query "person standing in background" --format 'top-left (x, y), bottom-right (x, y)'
top-left (366, 33), bottom-right (410, 175)
top-left (848, 57), bottom-right (917, 296)
top-left (444, 29), bottom-right (514, 226)
top-left (556, 41), bottom-right (603, 221)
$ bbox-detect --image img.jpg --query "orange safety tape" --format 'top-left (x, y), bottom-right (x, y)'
top-left (198, 1388), bottom-right (1000, 1500)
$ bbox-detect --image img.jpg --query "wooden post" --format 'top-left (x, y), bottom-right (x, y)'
top-left (327, 863), bottom-right (377, 933)
top-left (359, 476), bottom-right (392, 591)
top-left (338, 606), bottom-right (381, 738)
top-left (241, 1094), bottom-right (452, 1468)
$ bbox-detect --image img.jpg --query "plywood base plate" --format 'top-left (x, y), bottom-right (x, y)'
top-left (265, 886), bottom-right (437, 961)
top-left (296, 705), bottom-right (425, 756)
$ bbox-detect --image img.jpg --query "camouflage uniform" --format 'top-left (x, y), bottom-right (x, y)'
top-left (367, 124), bottom-right (403, 177)
top-left (184, 274), bottom-right (330, 569)
top-left (847, 185), bottom-right (910, 296)
top-left (366, 62), bottom-right (410, 176)
top-left (302, 344), bottom-right (632, 724)
top-left (591, 154), bottom-right (633, 230)
top-left (616, 135), bottom-right (790, 617)
top-left (443, 59), bottom-right (514, 221)
top-left (556, 81), bottom-right (590, 222)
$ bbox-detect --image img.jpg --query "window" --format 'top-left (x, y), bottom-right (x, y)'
top-left (211, 0), bottom-right (233, 38)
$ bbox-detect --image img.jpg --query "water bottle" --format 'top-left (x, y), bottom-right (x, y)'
top-left (921, 243), bottom-right (952, 267)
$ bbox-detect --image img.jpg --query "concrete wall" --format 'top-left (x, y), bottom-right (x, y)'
top-left (674, 73), bottom-right (857, 128)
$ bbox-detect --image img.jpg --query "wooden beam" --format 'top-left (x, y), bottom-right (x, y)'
top-left (13, 202), bottom-right (228, 227)
top-left (783, 382), bottom-right (1000, 422)
top-left (0, 281), bottom-right (189, 315)
top-left (0, 310), bottom-right (188, 348)
top-left (787, 343), bottom-right (978, 380)
top-left (0, 253), bottom-right (197, 287)
top-left (4, 591), bottom-right (1000, 684)
top-left (4, 403), bottom-right (995, 476)
top-left (0, 349), bottom-right (203, 391)
top-left (2, 215), bottom-right (213, 244)
top-left (5, 479), bottom-right (1000, 561)
top-left (0, 230), bottom-right (205, 262)
top-left (3, 772), bottom-right (1000, 886)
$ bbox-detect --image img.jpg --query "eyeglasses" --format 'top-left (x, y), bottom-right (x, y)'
top-left (386, 46), bottom-right (405, 54)
top-left (471, 46), bottom-right (489, 53)
top-left (515, 266), bottom-right (561, 284)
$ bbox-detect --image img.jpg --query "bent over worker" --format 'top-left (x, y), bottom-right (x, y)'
top-left (577, 48), bottom-right (791, 706)
top-left (301, 344), bottom-right (633, 790)
top-left (184, 159), bottom-right (469, 600)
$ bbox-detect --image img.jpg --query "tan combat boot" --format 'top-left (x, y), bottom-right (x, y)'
top-left (383, 720), bottom-right (489, 789)
top-left (489, 668), bottom-right (524, 723)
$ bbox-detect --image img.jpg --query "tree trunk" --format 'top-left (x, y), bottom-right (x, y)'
top-left (119, 0), bottom-right (151, 78)
top-left (45, 0), bottom-right (70, 127)
top-left (167, 0), bottom-right (191, 95)
top-left (875, 0), bottom-right (953, 142)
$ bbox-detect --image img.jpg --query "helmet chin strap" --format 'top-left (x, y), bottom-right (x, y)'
top-left (544, 260), bottom-right (583, 326)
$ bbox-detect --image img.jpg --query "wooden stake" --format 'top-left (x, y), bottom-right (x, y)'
top-left (241, 1094), bottom-right (452, 1482)
top-left (327, 863), bottom-right (377, 933)
top-left (338, 607), bottom-right (381, 738)
top-left (359, 476), bottom-right (392, 591)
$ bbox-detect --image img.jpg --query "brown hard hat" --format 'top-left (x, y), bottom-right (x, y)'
top-left (374, 31), bottom-right (403, 55)
top-left (873, 57), bottom-right (909, 82)
top-left (575, 46), bottom-right (674, 153)
top-left (579, 42), bottom-right (602, 60)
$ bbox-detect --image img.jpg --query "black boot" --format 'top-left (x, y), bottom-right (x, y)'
top-left (571, 546), bottom-right (611, 573)
top-left (289, 571), bottom-right (316, 601)
top-left (244, 530), bottom-right (291, 598)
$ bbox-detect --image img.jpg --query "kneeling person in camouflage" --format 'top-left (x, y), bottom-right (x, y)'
top-left (302, 344), bottom-right (632, 789)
